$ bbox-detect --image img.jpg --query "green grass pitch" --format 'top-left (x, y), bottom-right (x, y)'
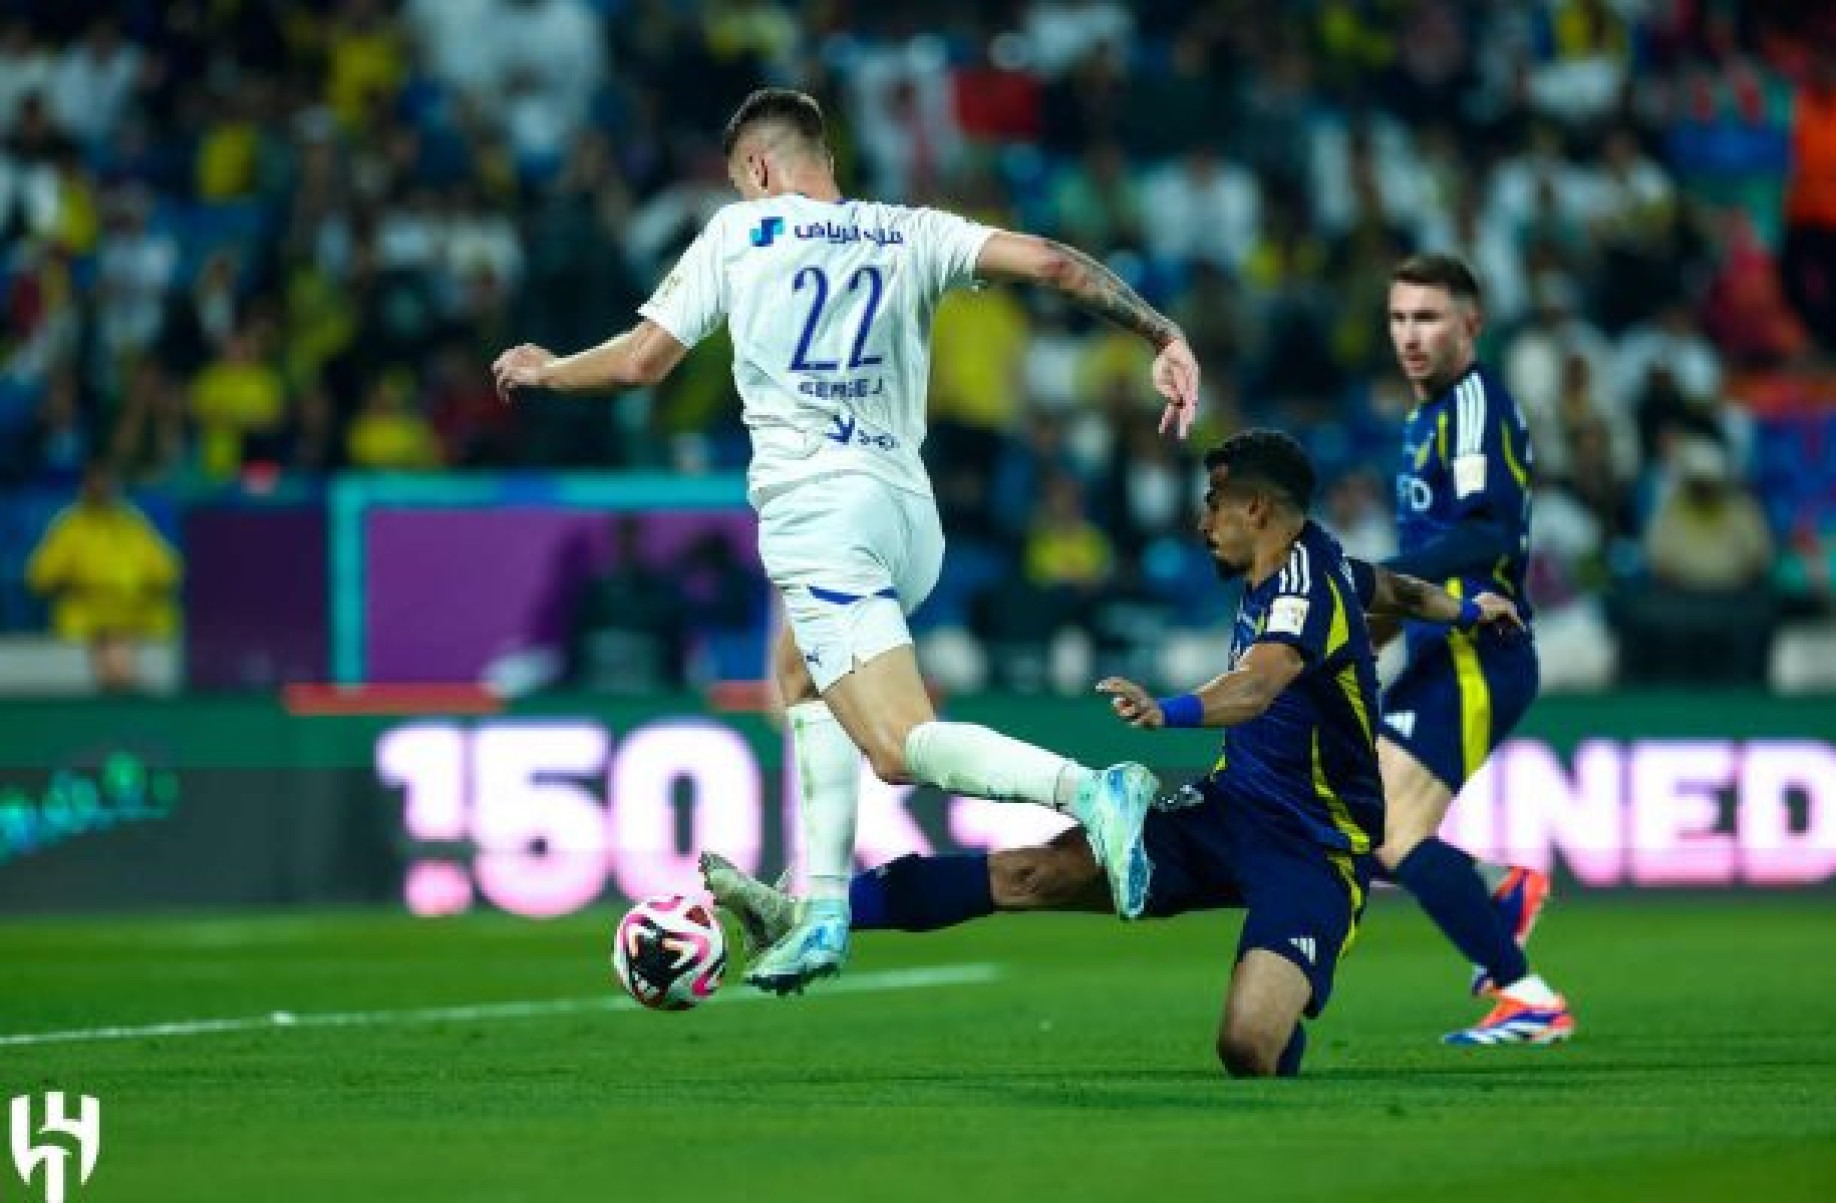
top-left (5, 894), bottom-right (1834, 1202)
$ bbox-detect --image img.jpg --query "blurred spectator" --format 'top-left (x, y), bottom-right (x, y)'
top-left (426, 343), bottom-right (513, 467)
top-left (680, 530), bottom-right (768, 682)
top-left (1780, 51), bottom-right (1836, 351)
top-left (1098, 411), bottom-right (1197, 560)
top-left (991, 410), bottom-right (1082, 546)
top-left (46, 17), bottom-right (141, 149)
top-left (1504, 271), bottom-right (1612, 459)
top-left (929, 285), bottom-right (1030, 474)
top-left (1322, 469), bottom-right (1396, 565)
top-left (161, 249), bottom-right (243, 377)
top-left (1700, 210), bottom-right (1811, 364)
top-left (1117, 28), bottom-right (1226, 159)
top-left (0, 120), bottom-right (61, 244)
top-left (1608, 301), bottom-right (1722, 426)
top-left (1039, 39), bottom-right (1129, 155)
top-left (1526, 0), bottom-right (1633, 128)
top-left (1140, 147), bottom-right (1260, 274)
top-left (25, 463), bottom-right (181, 692)
top-left (190, 321), bottom-right (287, 478)
top-left (94, 186), bottom-right (179, 363)
top-left (1646, 438), bottom-right (1774, 591)
top-left (1023, 470), bottom-right (1113, 597)
top-left (110, 358), bottom-right (192, 486)
top-left (1017, 295), bottom-right (1087, 415)
top-left (345, 373), bottom-right (442, 470)
top-left (852, 52), bottom-right (962, 202)
top-left (9, 366), bottom-right (89, 487)
top-left (1024, 1), bottom-right (1134, 80)
top-left (0, 20), bottom-right (55, 135)
top-left (568, 516), bottom-right (685, 694)
top-left (1047, 140), bottom-right (1141, 253)
top-left (1615, 437), bottom-right (1775, 684)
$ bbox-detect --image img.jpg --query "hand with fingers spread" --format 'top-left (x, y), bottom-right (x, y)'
top-left (492, 343), bottom-right (557, 402)
top-left (1153, 336), bottom-right (1201, 439)
top-left (1096, 676), bottom-right (1164, 729)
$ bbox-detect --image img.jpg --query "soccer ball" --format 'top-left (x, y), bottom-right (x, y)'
top-left (610, 894), bottom-right (727, 1011)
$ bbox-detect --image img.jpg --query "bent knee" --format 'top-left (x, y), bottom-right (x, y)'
top-left (863, 744), bottom-right (913, 785)
top-left (1217, 1028), bottom-right (1283, 1079)
top-left (990, 850), bottom-right (1090, 909)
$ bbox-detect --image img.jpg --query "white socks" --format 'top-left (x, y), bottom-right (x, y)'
top-left (789, 700), bottom-right (861, 904)
top-left (1497, 974), bottom-right (1560, 1006)
top-left (903, 720), bottom-right (1094, 809)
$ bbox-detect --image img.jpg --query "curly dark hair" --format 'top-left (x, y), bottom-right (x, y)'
top-left (1203, 429), bottom-right (1317, 512)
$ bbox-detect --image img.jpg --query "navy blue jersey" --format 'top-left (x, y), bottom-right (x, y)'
top-left (1211, 522), bottom-right (1383, 854)
top-left (1391, 363), bottom-right (1535, 631)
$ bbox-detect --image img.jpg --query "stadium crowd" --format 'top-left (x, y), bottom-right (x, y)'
top-left (2, 0), bottom-right (1833, 692)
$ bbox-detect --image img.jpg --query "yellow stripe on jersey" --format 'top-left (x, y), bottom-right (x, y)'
top-left (1436, 410), bottom-right (1448, 465)
top-left (1324, 573), bottom-right (1349, 656)
top-left (1444, 579), bottom-right (1493, 780)
top-left (1311, 729), bottom-right (1372, 855)
top-left (1498, 418), bottom-right (1530, 488)
top-left (1329, 847), bottom-right (1364, 959)
top-left (1321, 573), bottom-right (1374, 745)
top-left (1337, 662), bottom-right (1373, 745)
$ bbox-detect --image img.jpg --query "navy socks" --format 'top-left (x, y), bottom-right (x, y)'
top-left (1392, 838), bottom-right (1528, 987)
top-left (1277, 1025), bottom-right (1307, 1078)
top-left (850, 853), bottom-right (995, 932)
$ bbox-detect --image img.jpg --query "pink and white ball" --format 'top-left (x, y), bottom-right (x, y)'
top-left (611, 894), bottom-right (727, 1011)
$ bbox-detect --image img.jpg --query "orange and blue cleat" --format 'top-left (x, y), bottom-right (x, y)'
top-left (1444, 987), bottom-right (1576, 1046)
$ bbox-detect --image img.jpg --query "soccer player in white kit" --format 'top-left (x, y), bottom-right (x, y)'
top-left (494, 89), bottom-right (1202, 994)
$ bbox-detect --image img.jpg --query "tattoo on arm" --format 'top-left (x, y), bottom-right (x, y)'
top-left (1047, 240), bottom-right (1180, 348)
top-left (1374, 567), bottom-right (1457, 623)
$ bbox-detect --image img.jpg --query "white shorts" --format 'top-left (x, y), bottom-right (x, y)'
top-left (757, 473), bottom-right (944, 691)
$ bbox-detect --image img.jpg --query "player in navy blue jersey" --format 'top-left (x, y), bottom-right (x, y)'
top-left (706, 430), bottom-right (1525, 1077)
top-left (1380, 253), bottom-right (1573, 1045)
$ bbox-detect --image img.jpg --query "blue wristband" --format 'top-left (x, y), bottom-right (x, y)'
top-left (1455, 598), bottom-right (1482, 630)
top-left (1157, 693), bottom-right (1204, 728)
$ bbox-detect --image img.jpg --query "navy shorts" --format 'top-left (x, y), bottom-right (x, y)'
top-left (1141, 790), bottom-right (1371, 1018)
top-left (1381, 628), bottom-right (1539, 793)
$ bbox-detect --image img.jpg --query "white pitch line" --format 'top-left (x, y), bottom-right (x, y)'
top-left (0, 963), bottom-right (1002, 1048)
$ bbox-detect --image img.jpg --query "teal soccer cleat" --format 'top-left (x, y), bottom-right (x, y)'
top-left (742, 898), bottom-right (851, 996)
top-left (1076, 763), bottom-right (1157, 920)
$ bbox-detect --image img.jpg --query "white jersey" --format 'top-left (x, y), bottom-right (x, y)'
top-left (638, 194), bottom-right (994, 507)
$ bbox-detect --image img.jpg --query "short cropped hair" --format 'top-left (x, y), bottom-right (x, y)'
top-left (1204, 429), bottom-right (1317, 513)
top-left (722, 88), bottom-right (827, 158)
top-left (1391, 252), bottom-right (1482, 308)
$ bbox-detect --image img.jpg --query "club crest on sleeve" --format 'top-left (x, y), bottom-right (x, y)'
top-left (1269, 596), bottom-right (1310, 635)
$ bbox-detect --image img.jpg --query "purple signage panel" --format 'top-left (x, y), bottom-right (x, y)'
top-left (184, 505), bottom-right (328, 688)
top-left (363, 507), bottom-right (759, 682)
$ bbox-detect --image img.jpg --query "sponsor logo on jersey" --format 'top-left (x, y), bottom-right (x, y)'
top-left (750, 217), bottom-right (785, 247)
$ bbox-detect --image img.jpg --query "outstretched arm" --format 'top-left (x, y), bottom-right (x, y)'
top-left (1098, 643), bottom-right (1306, 730)
top-left (1362, 562), bottom-right (1524, 633)
top-left (975, 232), bottom-right (1200, 437)
top-left (492, 319), bottom-right (689, 400)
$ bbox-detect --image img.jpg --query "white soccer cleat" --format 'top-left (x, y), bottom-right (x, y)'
top-left (697, 851), bottom-right (795, 960)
